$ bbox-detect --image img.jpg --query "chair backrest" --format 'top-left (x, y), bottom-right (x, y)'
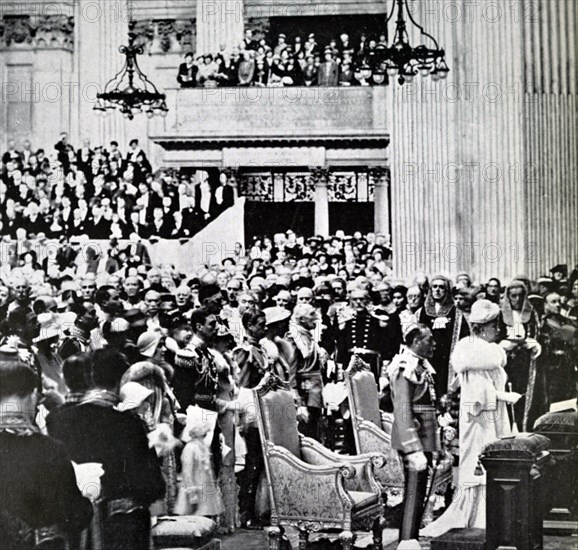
top-left (254, 373), bottom-right (301, 459)
top-left (345, 355), bottom-right (382, 429)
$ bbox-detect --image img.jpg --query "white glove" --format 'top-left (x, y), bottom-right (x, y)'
top-left (496, 390), bottom-right (523, 404)
top-left (524, 338), bottom-right (542, 359)
top-left (406, 451), bottom-right (428, 472)
top-left (296, 406), bottom-right (310, 424)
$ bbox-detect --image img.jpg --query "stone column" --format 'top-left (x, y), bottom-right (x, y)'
top-left (196, 0), bottom-right (244, 56)
top-left (311, 167), bottom-right (330, 238)
top-left (73, 0), bottom-right (129, 147)
top-left (370, 166), bottom-right (391, 238)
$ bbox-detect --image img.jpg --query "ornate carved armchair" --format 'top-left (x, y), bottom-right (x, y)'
top-left (253, 373), bottom-right (387, 550)
top-left (345, 355), bottom-right (405, 501)
top-left (345, 355), bottom-right (453, 511)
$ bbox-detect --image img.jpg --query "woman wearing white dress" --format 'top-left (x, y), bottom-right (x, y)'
top-left (421, 299), bottom-right (521, 537)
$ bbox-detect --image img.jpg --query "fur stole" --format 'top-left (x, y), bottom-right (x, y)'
top-left (452, 337), bottom-right (507, 374)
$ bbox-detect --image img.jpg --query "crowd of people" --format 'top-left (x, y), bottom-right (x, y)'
top-left (1, 225), bottom-right (577, 549)
top-left (177, 29), bottom-right (391, 88)
top-left (1, 135), bottom-right (234, 243)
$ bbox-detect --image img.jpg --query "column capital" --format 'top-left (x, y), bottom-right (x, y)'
top-left (309, 166), bottom-right (330, 184)
top-left (369, 166), bottom-right (390, 184)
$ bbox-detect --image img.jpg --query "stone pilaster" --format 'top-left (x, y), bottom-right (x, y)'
top-left (311, 166), bottom-right (331, 237)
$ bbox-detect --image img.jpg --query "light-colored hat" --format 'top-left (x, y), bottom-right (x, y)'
top-left (110, 318), bottom-right (130, 333)
top-left (469, 299), bottom-right (500, 324)
top-left (264, 306), bottom-right (291, 326)
top-left (137, 331), bottom-right (162, 357)
top-left (119, 381), bottom-right (153, 410)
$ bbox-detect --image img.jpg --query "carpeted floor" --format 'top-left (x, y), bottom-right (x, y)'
top-left (220, 528), bottom-right (578, 550)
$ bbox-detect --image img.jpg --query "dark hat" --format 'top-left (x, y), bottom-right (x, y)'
top-left (550, 264), bottom-right (568, 277)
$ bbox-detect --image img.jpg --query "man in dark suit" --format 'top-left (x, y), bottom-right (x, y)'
top-left (2, 139), bottom-right (23, 169)
top-left (317, 49), bottom-right (339, 86)
top-left (125, 139), bottom-right (152, 182)
top-left (86, 201), bottom-right (112, 239)
top-left (58, 195), bottom-right (75, 235)
top-left (177, 52), bottom-right (198, 88)
top-left (242, 28), bottom-right (257, 51)
top-left (76, 138), bottom-right (94, 182)
top-left (54, 132), bottom-right (74, 174)
top-left (150, 207), bottom-right (175, 238)
top-left (47, 348), bottom-right (165, 550)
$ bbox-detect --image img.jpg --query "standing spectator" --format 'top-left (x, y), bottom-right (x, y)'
top-left (0, 362), bottom-right (92, 548)
top-left (317, 48), bottom-right (339, 86)
top-left (242, 28), bottom-right (257, 51)
top-left (54, 132), bottom-right (74, 174)
top-left (125, 139), bottom-right (152, 182)
top-left (498, 279), bottom-right (542, 430)
top-left (485, 277), bottom-right (502, 304)
top-left (47, 348), bottom-right (165, 550)
top-left (417, 275), bottom-right (469, 396)
top-left (538, 292), bottom-right (577, 412)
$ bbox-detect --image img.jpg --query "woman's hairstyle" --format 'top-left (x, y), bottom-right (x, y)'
top-left (241, 307), bottom-right (266, 330)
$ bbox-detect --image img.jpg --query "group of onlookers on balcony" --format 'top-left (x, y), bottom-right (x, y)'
top-left (177, 29), bottom-right (391, 88)
top-left (1, 135), bottom-right (235, 243)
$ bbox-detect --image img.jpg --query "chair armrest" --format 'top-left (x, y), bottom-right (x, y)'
top-left (300, 435), bottom-right (386, 495)
top-left (357, 418), bottom-right (393, 444)
top-left (354, 419), bottom-right (405, 491)
top-left (265, 442), bottom-right (357, 520)
top-left (300, 435), bottom-right (386, 468)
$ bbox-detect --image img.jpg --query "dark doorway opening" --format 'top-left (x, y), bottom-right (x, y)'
top-left (268, 14), bottom-right (387, 47)
top-left (245, 202), bottom-right (314, 242)
top-left (329, 202), bottom-right (374, 235)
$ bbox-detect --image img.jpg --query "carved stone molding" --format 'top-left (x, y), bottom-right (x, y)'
top-left (0, 15), bottom-right (74, 50)
top-left (131, 19), bottom-right (195, 54)
top-left (309, 166), bottom-right (330, 184)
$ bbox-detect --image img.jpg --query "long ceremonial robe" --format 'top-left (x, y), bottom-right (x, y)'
top-left (422, 337), bottom-right (511, 537)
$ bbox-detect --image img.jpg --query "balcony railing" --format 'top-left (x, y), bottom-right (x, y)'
top-left (150, 85), bottom-right (388, 146)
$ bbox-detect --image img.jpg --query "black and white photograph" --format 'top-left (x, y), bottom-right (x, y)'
top-left (0, 0), bottom-right (576, 549)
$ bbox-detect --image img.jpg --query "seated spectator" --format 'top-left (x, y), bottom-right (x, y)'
top-left (177, 52), bottom-right (198, 88)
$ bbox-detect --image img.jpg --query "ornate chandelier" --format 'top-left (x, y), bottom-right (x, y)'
top-left (94, 22), bottom-right (168, 120)
top-left (383, 0), bottom-right (449, 85)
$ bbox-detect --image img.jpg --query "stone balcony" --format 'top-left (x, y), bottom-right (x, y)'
top-left (149, 85), bottom-right (389, 152)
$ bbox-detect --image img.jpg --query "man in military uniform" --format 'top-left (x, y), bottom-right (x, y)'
top-left (173, 307), bottom-right (235, 479)
top-left (388, 324), bottom-right (440, 550)
top-left (336, 289), bottom-right (401, 382)
top-left (232, 307), bottom-right (270, 528)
